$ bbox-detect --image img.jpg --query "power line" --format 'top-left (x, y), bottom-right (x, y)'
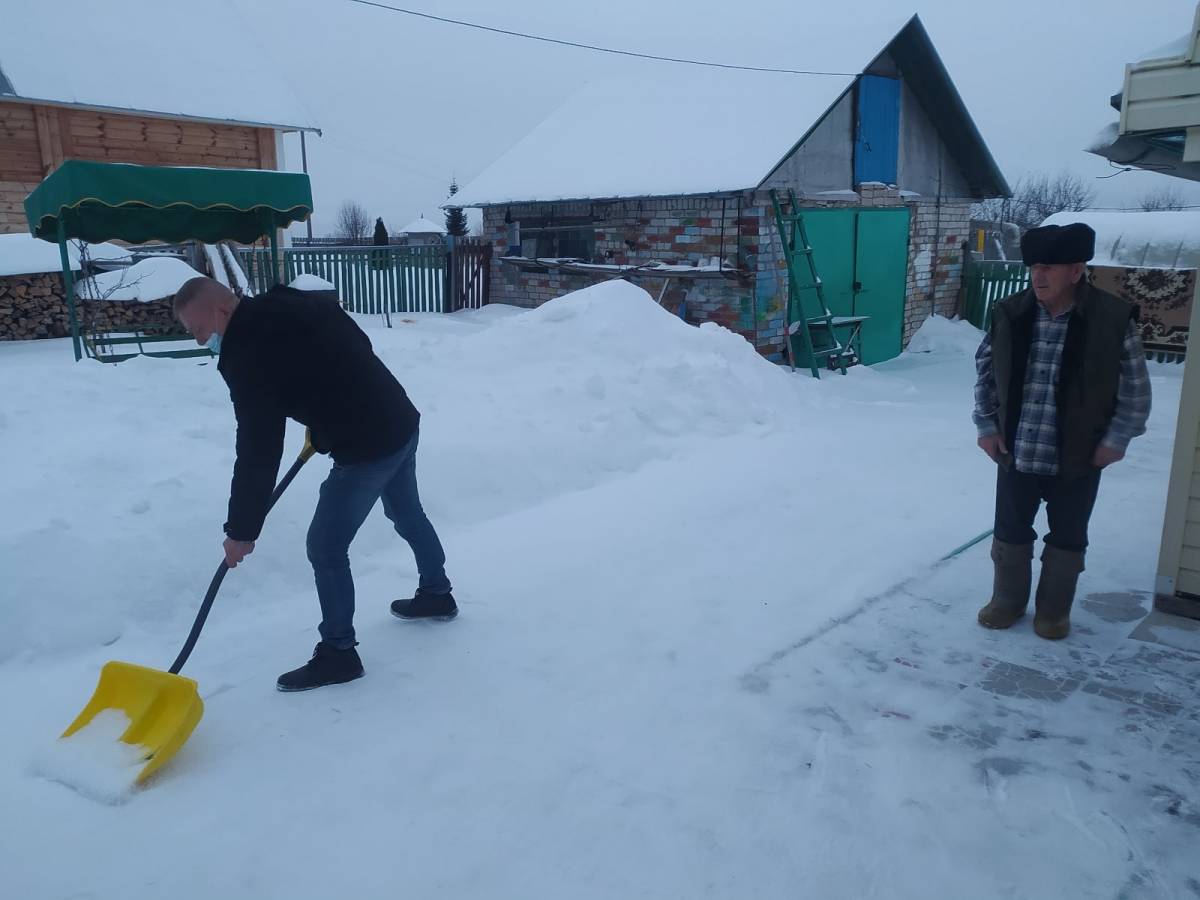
top-left (317, 133), bottom-right (447, 185)
top-left (1089, 205), bottom-right (1200, 210)
top-left (344, 0), bottom-right (857, 77)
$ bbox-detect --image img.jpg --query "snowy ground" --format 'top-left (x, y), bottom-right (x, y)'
top-left (1, 283), bottom-right (1196, 899)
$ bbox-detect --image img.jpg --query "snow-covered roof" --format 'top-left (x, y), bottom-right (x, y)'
top-left (0, 0), bottom-right (318, 132)
top-left (401, 216), bottom-right (447, 235)
top-left (453, 14), bottom-right (1007, 206)
top-left (1138, 34), bottom-right (1195, 63)
top-left (0, 233), bottom-right (130, 277)
top-left (453, 68), bottom-right (856, 206)
top-left (1041, 210), bottom-right (1200, 269)
top-left (453, 16), bottom-right (916, 207)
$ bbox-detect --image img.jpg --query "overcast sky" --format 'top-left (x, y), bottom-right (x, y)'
top-left (238, 0), bottom-right (1200, 234)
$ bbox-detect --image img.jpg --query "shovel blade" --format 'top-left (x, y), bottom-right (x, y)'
top-left (62, 661), bottom-right (204, 784)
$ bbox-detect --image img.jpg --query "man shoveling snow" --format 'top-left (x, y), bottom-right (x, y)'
top-left (173, 277), bottom-right (457, 691)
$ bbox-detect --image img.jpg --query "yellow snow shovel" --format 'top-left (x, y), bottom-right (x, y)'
top-left (61, 435), bottom-right (317, 784)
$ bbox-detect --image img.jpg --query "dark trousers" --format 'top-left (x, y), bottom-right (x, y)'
top-left (994, 465), bottom-right (1102, 553)
top-left (306, 429), bottom-right (451, 649)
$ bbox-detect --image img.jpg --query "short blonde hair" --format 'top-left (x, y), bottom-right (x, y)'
top-left (173, 276), bottom-right (230, 318)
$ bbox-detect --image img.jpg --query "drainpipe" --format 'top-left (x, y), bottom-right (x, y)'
top-left (928, 143), bottom-right (944, 318)
top-left (301, 131), bottom-right (313, 241)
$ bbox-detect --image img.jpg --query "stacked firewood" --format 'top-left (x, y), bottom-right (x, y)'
top-left (0, 273), bottom-right (176, 341)
top-left (0, 273), bottom-right (68, 340)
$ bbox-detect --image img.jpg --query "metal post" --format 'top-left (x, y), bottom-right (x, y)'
top-left (928, 142), bottom-right (944, 318)
top-left (718, 196), bottom-right (726, 268)
top-left (269, 229), bottom-right (280, 287)
top-left (300, 131), bottom-right (313, 240)
top-left (446, 233), bottom-right (457, 314)
top-left (56, 220), bottom-right (81, 361)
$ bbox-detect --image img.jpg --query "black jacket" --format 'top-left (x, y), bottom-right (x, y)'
top-left (218, 286), bottom-right (419, 540)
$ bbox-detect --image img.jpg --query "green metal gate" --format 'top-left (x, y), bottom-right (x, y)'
top-left (854, 209), bottom-right (910, 365)
top-left (799, 207), bottom-right (910, 365)
top-left (961, 259), bottom-right (1029, 331)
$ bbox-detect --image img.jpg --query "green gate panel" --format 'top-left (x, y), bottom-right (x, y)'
top-left (790, 209), bottom-right (855, 369)
top-left (798, 209), bottom-right (856, 319)
top-left (853, 208), bottom-right (910, 365)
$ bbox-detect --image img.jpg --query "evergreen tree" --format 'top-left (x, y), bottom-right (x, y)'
top-left (445, 179), bottom-right (469, 237)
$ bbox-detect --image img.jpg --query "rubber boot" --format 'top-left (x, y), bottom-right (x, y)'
top-left (977, 538), bottom-right (1034, 629)
top-left (1033, 545), bottom-right (1085, 640)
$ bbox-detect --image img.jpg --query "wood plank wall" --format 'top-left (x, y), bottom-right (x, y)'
top-left (1, 100), bottom-right (280, 233)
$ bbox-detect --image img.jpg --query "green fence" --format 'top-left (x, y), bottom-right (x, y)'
top-left (238, 246), bottom-right (446, 314)
top-left (961, 260), bottom-right (1029, 330)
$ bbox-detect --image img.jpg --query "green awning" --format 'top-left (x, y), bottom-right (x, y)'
top-left (24, 160), bottom-right (313, 245)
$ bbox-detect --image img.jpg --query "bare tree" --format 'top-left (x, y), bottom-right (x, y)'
top-left (1139, 185), bottom-right (1187, 211)
top-left (336, 201), bottom-right (372, 244)
top-left (74, 241), bottom-right (147, 302)
top-left (973, 171), bottom-right (1096, 234)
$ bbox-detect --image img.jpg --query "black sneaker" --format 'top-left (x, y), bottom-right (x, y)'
top-left (390, 590), bottom-right (458, 621)
top-left (276, 642), bottom-right (364, 692)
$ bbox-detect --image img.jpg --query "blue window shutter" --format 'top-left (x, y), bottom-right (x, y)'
top-left (854, 75), bottom-right (900, 187)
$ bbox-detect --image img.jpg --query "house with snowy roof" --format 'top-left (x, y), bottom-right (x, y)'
top-left (452, 14), bottom-right (1008, 365)
top-left (398, 215), bottom-right (447, 247)
top-left (0, 0), bottom-right (319, 236)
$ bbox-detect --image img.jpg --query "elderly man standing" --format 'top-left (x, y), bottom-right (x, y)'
top-left (173, 276), bottom-right (457, 692)
top-left (973, 223), bottom-right (1151, 639)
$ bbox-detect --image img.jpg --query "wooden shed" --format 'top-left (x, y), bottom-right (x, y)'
top-left (452, 15), bottom-right (1008, 370)
top-left (0, 1), bottom-right (320, 235)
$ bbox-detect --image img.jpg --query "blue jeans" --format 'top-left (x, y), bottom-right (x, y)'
top-left (306, 430), bottom-right (450, 648)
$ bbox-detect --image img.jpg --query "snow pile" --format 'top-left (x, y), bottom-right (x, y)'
top-left (459, 282), bottom-right (798, 436)
top-left (905, 315), bottom-right (983, 356)
top-left (289, 273), bottom-right (336, 291)
top-left (0, 279), bottom-right (815, 663)
top-left (0, 233), bottom-right (131, 277)
top-left (29, 710), bottom-right (145, 805)
top-left (76, 257), bottom-right (201, 302)
top-left (388, 281), bottom-right (809, 523)
top-left (1041, 210), bottom-right (1200, 269)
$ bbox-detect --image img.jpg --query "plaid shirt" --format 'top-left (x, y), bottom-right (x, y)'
top-left (973, 304), bottom-right (1152, 476)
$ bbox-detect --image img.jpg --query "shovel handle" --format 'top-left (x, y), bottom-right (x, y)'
top-left (168, 446), bottom-right (313, 675)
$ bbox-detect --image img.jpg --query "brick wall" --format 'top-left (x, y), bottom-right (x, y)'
top-left (481, 187), bottom-right (974, 362)
top-left (483, 196), bottom-right (767, 348)
top-left (485, 197), bottom-right (749, 284)
top-left (902, 197), bottom-right (972, 343)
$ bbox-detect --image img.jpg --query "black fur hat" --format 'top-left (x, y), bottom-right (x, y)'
top-left (1020, 223), bottom-right (1095, 266)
